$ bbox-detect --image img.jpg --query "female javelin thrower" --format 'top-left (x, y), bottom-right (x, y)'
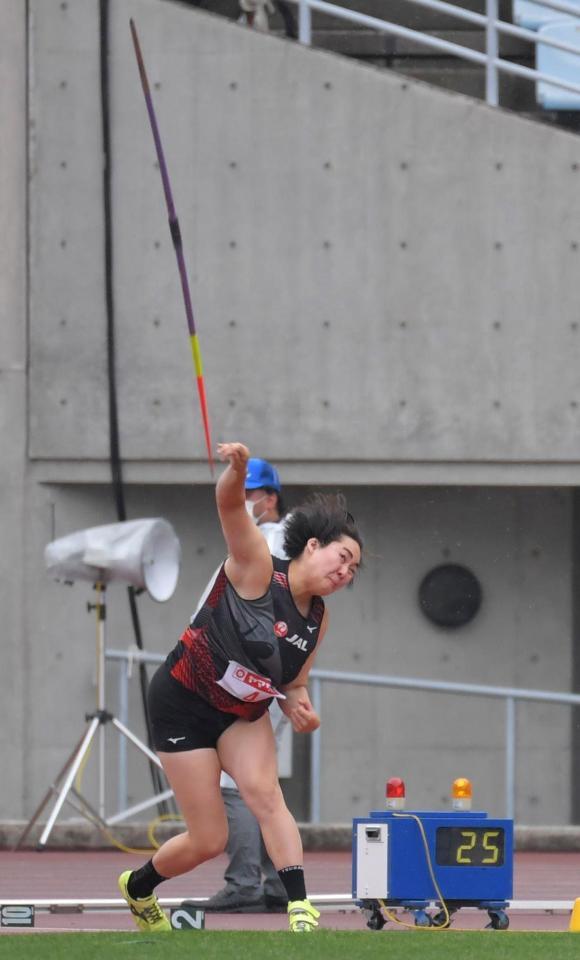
top-left (119, 442), bottom-right (362, 933)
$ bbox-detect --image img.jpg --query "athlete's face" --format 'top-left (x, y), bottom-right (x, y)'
top-left (309, 536), bottom-right (361, 595)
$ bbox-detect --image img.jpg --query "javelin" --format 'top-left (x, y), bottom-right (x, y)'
top-left (129, 19), bottom-right (214, 474)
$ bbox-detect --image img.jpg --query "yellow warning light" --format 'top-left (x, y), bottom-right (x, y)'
top-left (452, 777), bottom-right (472, 810)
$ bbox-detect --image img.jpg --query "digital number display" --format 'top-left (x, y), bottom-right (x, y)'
top-left (435, 827), bottom-right (505, 867)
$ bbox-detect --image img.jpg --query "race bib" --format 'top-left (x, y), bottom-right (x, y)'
top-left (216, 660), bottom-right (286, 703)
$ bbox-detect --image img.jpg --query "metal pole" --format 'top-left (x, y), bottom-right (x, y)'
top-left (38, 717), bottom-right (101, 847)
top-left (106, 787), bottom-right (174, 825)
top-left (117, 656), bottom-right (129, 812)
top-left (506, 696), bottom-right (516, 820)
top-left (96, 584), bottom-right (107, 820)
top-left (111, 716), bottom-right (163, 766)
top-left (298, 0), bottom-right (312, 45)
top-left (485, 0), bottom-right (499, 105)
top-left (310, 677), bottom-right (322, 822)
top-left (0, 895), bottom-right (574, 912)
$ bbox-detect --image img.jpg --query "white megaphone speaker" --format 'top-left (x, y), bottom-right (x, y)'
top-left (18, 518), bottom-right (182, 852)
top-left (44, 518), bottom-right (181, 602)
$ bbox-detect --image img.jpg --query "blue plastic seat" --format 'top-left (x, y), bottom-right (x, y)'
top-left (536, 20), bottom-right (580, 108)
top-left (513, 0), bottom-right (578, 30)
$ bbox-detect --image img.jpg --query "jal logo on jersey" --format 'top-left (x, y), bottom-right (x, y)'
top-left (285, 634), bottom-right (309, 652)
top-left (274, 621), bottom-right (309, 652)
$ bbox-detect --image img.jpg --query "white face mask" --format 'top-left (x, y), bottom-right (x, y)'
top-left (245, 495), bottom-right (268, 525)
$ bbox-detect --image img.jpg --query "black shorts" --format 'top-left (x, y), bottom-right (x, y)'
top-left (148, 665), bottom-right (240, 752)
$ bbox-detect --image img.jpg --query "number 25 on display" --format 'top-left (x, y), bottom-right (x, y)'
top-left (456, 830), bottom-right (500, 864)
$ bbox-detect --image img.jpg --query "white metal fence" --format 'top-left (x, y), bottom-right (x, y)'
top-left (288, 0), bottom-right (580, 106)
top-left (106, 646), bottom-right (580, 823)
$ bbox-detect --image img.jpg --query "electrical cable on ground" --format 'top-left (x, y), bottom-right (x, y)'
top-left (377, 812), bottom-right (451, 931)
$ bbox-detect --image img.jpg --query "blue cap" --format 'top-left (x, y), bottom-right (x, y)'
top-left (245, 458), bottom-right (281, 492)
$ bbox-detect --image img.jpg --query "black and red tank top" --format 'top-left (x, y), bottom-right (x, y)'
top-left (166, 556), bottom-right (325, 720)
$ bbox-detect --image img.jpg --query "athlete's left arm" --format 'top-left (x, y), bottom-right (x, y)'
top-left (279, 609), bottom-right (328, 733)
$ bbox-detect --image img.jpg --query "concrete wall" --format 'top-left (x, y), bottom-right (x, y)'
top-left (28, 0), bottom-right (580, 485)
top-left (317, 485), bottom-right (572, 822)
top-left (0, 0), bottom-right (27, 824)
top-left (2, 0), bottom-right (580, 827)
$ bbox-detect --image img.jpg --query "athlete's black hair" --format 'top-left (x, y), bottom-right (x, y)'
top-left (283, 493), bottom-right (362, 560)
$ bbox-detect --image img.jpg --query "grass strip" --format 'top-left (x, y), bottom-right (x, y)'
top-left (0, 929), bottom-right (579, 960)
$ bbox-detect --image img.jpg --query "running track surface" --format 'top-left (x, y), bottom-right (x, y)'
top-left (1, 850), bottom-right (579, 933)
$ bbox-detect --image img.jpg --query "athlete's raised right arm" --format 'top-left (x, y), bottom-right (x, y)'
top-left (216, 442), bottom-right (272, 600)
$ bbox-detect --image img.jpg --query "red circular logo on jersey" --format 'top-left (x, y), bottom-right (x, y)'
top-left (274, 621), bottom-right (288, 638)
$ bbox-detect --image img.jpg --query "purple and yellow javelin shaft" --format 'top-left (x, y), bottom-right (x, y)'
top-left (130, 19), bottom-right (214, 475)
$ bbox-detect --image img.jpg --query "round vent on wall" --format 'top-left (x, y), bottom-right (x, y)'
top-left (418, 563), bottom-right (482, 629)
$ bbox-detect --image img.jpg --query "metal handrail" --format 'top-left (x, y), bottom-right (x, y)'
top-left (291, 0), bottom-right (580, 106)
top-left (105, 646), bottom-right (580, 824)
top-left (308, 669), bottom-right (580, 822)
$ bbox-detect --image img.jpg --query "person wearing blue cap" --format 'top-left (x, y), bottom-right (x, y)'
top-left (191, 456), bottom-right (290, 913)
top-left (243, 457), bottom-right (287, 565)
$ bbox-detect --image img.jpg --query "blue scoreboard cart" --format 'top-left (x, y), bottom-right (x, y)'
top-left (352, 807), bottom-right (513, 930)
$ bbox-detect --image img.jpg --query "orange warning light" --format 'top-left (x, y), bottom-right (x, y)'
top-left (452, 777), bottom-right (473, 810)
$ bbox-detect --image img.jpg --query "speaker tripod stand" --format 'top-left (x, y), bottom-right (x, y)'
top-left (16, 582), bottom-right (174, 849)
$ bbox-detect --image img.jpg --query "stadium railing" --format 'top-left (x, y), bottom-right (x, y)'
top-left (106, 646), bottom-right (580, 824)
top-left (285, 0), bottom-right (580, 108)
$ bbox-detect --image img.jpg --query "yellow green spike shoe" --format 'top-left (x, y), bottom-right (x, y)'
top-left (118, 870), bottom-right (171, 932)
top-left (288, 898), bottom-right (320, 932)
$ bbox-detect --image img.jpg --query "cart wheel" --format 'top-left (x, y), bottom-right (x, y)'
top-left (431, 908), bottom-right (455, 928)
top-left (413, 909), bottom-right (432, 927)
top-left (365, 909), bottom-right (386, 931)
top-left (361, 901), bottom-right (386, 931)
top-left (486, 909), bottom-right (509, 930)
